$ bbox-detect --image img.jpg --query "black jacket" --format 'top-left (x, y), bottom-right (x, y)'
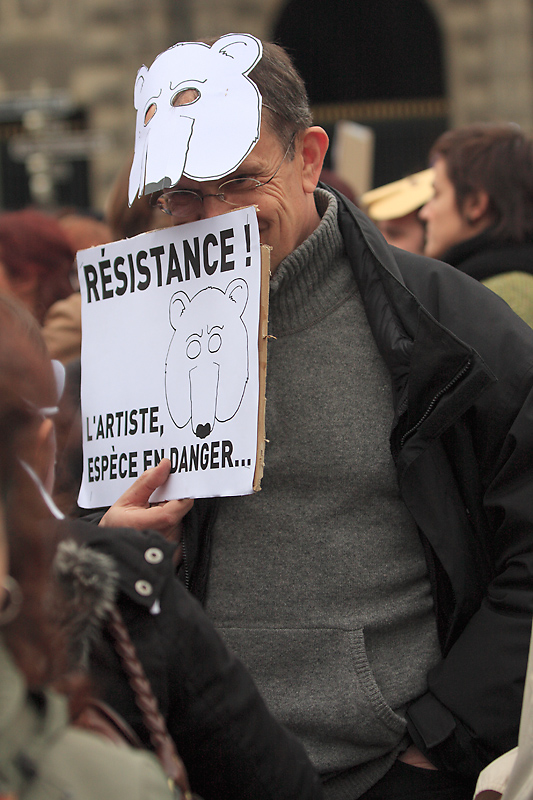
top-left (182, 190), bottom-right (533, 779)
top-left (67, 519), bottom-right (323, 800)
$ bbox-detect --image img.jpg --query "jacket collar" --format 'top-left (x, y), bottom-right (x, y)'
top-left (442, 227), bottom-right (533, 280)
top-left (328, 187), bottom-right (496, 460)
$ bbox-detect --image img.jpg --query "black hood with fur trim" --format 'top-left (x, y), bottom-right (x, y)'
top-left (53, 538), bottom-right (119, 667)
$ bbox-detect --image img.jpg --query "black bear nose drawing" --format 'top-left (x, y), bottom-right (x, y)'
top-left (195, 423), bottom-right (212, 439)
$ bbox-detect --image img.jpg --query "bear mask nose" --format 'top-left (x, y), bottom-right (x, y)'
top-left (195, 423), bottom-right (212, 439)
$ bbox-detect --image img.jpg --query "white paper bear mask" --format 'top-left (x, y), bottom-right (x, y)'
top-left (128, 33), bottom-right (263, 205)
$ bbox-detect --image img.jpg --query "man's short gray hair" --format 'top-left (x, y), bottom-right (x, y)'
top-left (248, 41), bottom-right (313, 155)
top-left (199, 37), bottom-right (313, 156)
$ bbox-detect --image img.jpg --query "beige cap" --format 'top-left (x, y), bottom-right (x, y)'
top-left (361, 168), bottom-right (435, 221)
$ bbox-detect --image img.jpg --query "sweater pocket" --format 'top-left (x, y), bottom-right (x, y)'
top-left (218, 625), bottom-right (407, 773)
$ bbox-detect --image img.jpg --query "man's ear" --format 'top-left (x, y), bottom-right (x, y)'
top-left (300, 127), bottom-right (329, 193)
top-left (463, 189), bottom-right (491, 225)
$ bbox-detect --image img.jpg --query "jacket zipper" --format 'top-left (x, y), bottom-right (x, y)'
top-left (181, 535), bottom-right (191, 589)
top-left (399, 359), bottom-right (472, 448)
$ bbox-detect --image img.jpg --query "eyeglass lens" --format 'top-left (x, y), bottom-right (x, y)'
top-left (157, 132), bottom-right (296, 218)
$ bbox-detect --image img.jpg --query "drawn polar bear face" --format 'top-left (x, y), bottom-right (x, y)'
top-left (165, 279), bottom-right (249, 439)
top-left (128, 33), bottom-right (263, 205)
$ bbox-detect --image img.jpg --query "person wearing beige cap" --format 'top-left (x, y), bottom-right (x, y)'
top-left (361, 168), bottom-right (434, 254)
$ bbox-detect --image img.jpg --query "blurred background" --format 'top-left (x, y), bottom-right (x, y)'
top-left (0, 0), bottom-right (530, 214)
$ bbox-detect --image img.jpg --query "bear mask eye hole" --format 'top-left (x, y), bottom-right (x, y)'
top-left (144, 103), bottom-right (157, 125)
top-left (172, 88), bottom-right (200, 107)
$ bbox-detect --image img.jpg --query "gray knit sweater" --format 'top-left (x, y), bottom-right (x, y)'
top-left (205, 190), bottom-right (441, 799)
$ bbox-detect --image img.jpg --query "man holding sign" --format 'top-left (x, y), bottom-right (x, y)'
top-left (90, 33), bottom-right (533, 800)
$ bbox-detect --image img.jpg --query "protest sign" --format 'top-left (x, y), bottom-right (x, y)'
top-left (77, 206), bottom-right (269, 508)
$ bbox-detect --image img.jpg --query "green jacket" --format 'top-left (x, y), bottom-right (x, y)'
top-left (0, 637), bottom-right (176, 800)
top-left (482, 272), bottom-right (533, 328)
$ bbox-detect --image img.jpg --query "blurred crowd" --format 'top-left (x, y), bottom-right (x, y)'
top-left (1, 66), bottom-right (533, 799)
top-left (361, 122), bottom-right (533, 326)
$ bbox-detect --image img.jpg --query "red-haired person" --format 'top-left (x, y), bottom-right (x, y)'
top-left (0, 208), bottom-right (75, 325)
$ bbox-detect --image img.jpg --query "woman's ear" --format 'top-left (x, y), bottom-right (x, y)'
top-left (463, 189), bottom-right (491, 225)
top-left (300, 127), bottom-right (329, 194)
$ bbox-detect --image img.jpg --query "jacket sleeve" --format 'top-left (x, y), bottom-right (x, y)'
top-left (47, 725), bottom-right (177, 800)
top-left (336, 200), bottom-right (533, 778)
top-left (161, 577), bottom-right (324, 800)
top-left (405, 306), bottom-right (533, 777)
top-left (71, 521), bottom-right (323, 800)
top-left (406, 610), bottom-right (533, 775)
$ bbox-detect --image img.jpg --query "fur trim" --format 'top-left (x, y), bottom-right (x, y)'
top-left (53, 539), bottom-right (119, 667)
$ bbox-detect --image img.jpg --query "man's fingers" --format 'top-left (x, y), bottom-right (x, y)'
top-left (100, 495), bottom-right (194, 532)
top-left (115, 458), bottom-right (172, 507)
top-left (144, 497), bottom-right (194, 527)
top-left (100, 459), bottom-right (194, 533)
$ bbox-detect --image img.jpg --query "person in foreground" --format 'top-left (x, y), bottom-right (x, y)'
top-left (0, 300), bottom-right (177, 799)
top-left (0, 208), bottom-right (75, 325)
top-left (118, 35), bottom-right (533, 800)
top-left (361, 167), bottom-right (434, 254)
top-left (0, 293), bottom-right (323, 800)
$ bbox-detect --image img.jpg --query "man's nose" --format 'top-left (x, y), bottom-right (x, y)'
top-left (200, 194), bottom-right (232, 219)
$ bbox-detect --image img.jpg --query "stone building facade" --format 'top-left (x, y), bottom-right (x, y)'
top-left (0, 0), bottom-right (531, 211)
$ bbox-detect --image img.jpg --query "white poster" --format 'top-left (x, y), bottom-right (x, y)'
top-left (77, 206), bottom-right (263, 508)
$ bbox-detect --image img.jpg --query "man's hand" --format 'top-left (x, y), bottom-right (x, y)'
top-left (398, 745), bottom-right (437, 770)
top-left (99, 457), bottom-right (193, 545)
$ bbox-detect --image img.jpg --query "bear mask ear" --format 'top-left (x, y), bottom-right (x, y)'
top-left (169, 291), bottom-right (190, 329)
top-left (225, 278), bottom-right (249, 317)
top-left (213, 33), bottom-right (263, 75)
top-left (133, 65), bottom-right (148, 111)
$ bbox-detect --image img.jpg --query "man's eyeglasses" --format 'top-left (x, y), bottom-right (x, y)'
top-left (154, 133), bottom-right (296, 220)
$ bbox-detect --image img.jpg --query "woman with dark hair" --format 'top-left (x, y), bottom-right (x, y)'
top-left (0, 295), bottom-right (178, 799)
top-left (0, 208), bottom-right (76, 325)
top-left (419, 122), bottom-right (533, 325)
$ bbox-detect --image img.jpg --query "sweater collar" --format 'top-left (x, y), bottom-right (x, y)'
top-left (268, 188), bottom-right (356, 336)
